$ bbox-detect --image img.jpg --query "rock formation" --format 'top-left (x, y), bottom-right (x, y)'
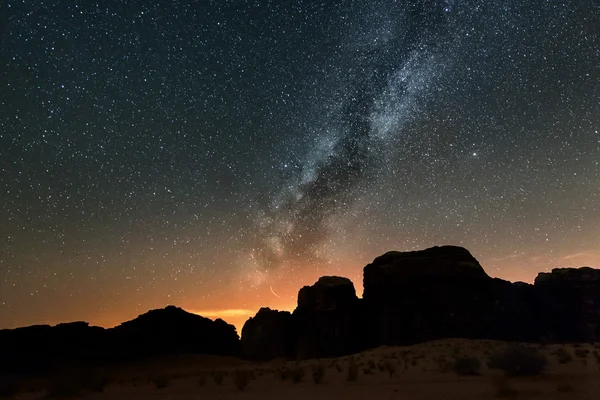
top-left (534, 267), bottom-right (600, 342)
top-left (3, 246), bottom-right (600, 369)
top-left (110, 305), bottom-right (240, 358)
top-left (241, 308), bottom-right (294, 360)
top-left (0, 306), bottom-right (239, 374)
top-left (362, 246), bottom-right (542, 346)
top-left (293, 276), bottom-right (366, 359)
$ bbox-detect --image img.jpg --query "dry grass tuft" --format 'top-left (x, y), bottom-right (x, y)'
top-left (290, 366), bottom-right (305, 383)
top-left (551, 347), bottom-right (573, 364)
top-left (232, 370), bottom-right (250, 391)
top-left (312, 363), bottom-right (325, 384)
top-left (347, 359), bottom-right (359, 382)
top-left (211, 370), bottom-right (227, 386)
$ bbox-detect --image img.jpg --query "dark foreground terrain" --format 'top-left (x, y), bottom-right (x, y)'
top-left (2, 246), bottom-right (600, 398)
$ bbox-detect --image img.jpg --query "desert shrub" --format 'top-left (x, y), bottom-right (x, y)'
top-left (334, 363), bottom-right (343, 372)
top-left (347, 359), bottom-right (359, 381)
top-left (151, 375), bottom-right (172, 390)
top-left (198, 374), bottom-right (206, 386)
top-left (487, 346), bottom-right (548, 376)
top-left (411, 359), bottom-right (418, 366)
top-left (232, 370), bottom-right (249, 391)
top-left (367, 360), bottom-right (376, 369)
top-left (384, 360), bottom-right (396, 377)
top-left (278, 368), bottom-right (289, 381)
top-left (551, 347), bottom-right (573, 364)
top-left (574, 348), bottom-right (589, 359)
top-left (490, 374), bottom-right (517, 397)
top-left (434, 356), bottom-right (451, 373)
top-left (362, 367), bottom-right (372, 374)
top-left (290, 366), bottom-right (304, 383)
top-left (211, 371), bottom-right (226, 386)
top-left (312, 363), bottom-right (325, 384)
top-left (452, 356), bottom-right (481, 376)
top-left (377, 362), bottom-right (386, 372)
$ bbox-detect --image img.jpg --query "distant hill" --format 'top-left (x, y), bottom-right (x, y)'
top-left (2, 245), bottom-right (599, 373)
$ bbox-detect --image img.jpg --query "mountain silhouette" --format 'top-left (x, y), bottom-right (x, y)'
top-left (2, 246), bottom-right (599, 373)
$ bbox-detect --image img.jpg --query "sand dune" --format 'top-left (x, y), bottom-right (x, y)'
top-left (6, 339), bottom-right (600, 399)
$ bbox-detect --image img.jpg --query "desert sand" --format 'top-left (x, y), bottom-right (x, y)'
top-left (6, 339), bottom-right (600, 400)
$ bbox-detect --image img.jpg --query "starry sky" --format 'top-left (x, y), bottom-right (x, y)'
top-left (1, 0), bottom-right (599, 333)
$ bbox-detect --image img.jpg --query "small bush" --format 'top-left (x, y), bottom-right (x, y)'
top-left (367, 360), bottom-right (376, 369)
top-left (384, 360), bottom-right (396, 377)
top-left (490, 374), bottom-right (517, 397)
top-left (434, 356), bottom-right (451, 373)
top-left (334, 363), bottom-right (343, 372)
top-left (232, 370), bottom-right (249, 391)
top-left (212, 371), bottom-right (226, 386)
top-left (347, 359), bottom-right (359, 381)
top-left (362, 367), bottom-right (372, 374)
top-left (312, 363), bottom-right (325, 384)
top-left (452, 356), bottom-right (481, 376)
top-left (278, 368), bottom-right (289, 381)
top-left (377, 362), bottom-right (386, 372)
top-left (151, 375), bottom-right (171, 390)
top-left (488, 346), bottom-right (548, 376)
top-left (574, 348), bottom-right (589, 359)
top-left (552, 347), bottom-right (573, 364)
top-left (291, 366), bottom-right (304, 383)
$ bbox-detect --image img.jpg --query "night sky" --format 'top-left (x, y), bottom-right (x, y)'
top-left (1, 1), bottom-right (599, 333)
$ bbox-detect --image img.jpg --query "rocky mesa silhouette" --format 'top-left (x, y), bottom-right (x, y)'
top-left (2, 245), bottom-right (599, 373)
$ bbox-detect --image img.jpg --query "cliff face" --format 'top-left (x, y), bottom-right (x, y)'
top-left (241, 246), bottom-right (600, 360)
top-left (362, 246), bottom-right (543, 346)
top-left (534, 267), bottom-right (600, 342)
top-left (363, 246), bottom-right (494, 346)
top-left (241, 308), bottom-right (294, 361)
top-left (293, 276), bottom-right (366, 359)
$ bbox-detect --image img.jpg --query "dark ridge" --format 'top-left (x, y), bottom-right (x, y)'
top-left (2, 245), bottom-right (599, 372)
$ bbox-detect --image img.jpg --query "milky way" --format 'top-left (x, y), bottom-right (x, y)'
top-left (1, 0), bottom-right (599, 330)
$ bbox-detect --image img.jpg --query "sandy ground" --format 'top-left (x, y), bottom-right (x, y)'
top-left (7, 339), bottom-right (600, 399)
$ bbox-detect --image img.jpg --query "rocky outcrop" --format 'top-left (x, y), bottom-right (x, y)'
top-left (0, 322), bottom-right (106, 374)
top-left (362, 246), bottom-right (548, 346)
top-left (534, 267), bottom-right (600, 342)
top-left (0, 306), bottom-right (240, 374)
top-left (111, 305), bottom-right (240, 358)
top-left (363, 246), bottom-right (497, 346)
top-left (294, 276), bottom-right (366, 359)
top-left (241, 308), bottom-right (294, 360)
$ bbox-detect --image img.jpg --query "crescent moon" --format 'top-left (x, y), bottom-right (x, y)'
top-left (269, 285), bottom-right (281, 298)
